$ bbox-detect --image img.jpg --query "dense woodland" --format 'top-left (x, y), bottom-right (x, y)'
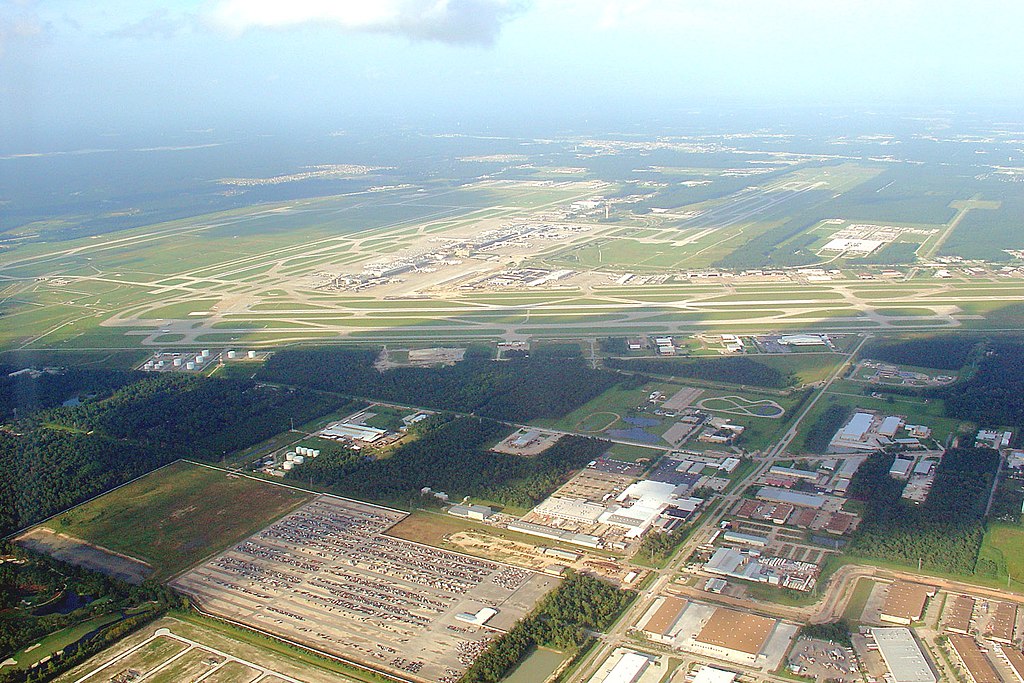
top-left (0, 374), bottom-right (346, 536)
top-left (943, 340), bottom-right (1024, 428)
top-left (459, 572), bottom-right (634, 683)
top-left (0, 367), bottom-right (140, 422)
top-left (260, 349), bottom-right (619, 421)
top-left (292, 416), bottom-right (608, 509)
top-left (0, 542), bottom-right (179, 682)
top-left (860, 335), bottom-right (978, 371)
top-left (803, 404), bottom-right (852, 453)
top-left (604, 356), bottom-right (792, 389)
top-left (847, 447), bottom-right (999, 574)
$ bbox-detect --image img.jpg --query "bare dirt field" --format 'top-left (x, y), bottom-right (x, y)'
top-left (16, 527), bottom-right (153, 584)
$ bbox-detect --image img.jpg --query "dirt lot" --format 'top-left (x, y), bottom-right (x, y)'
top-left (16, 527), bottom-right (152, 584)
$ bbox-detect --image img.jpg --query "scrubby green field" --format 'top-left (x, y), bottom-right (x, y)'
top-left (977, 523), bottom-right (1024, 590)
top-left (44, 461), bottom-right (312, 580)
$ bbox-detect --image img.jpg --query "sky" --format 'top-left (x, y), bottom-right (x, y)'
top-left (2, 0), bottom-right (1024, 143)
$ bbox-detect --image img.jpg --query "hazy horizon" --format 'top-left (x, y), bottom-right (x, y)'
top-left (3, 0), bottom-right (1024, 146)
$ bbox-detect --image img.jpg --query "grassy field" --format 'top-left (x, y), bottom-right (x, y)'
top-left (977, 523), bottom-right (1024, 590)
top-left (44, 461), bottom-right (313, 581)
top-left (753, 353), bottom-right (847, 386)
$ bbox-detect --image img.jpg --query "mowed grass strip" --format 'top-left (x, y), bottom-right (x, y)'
top-left (45, 461), bottom-right (312, 581)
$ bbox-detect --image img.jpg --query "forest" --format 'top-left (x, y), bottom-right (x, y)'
top-left (259, 348), bottom-right (620, 421)
top-left (604, 355), bottom-right (792, 389)
top-left (0, 366), bottom-right (141, 422)
top-left (0, 374), bottom-right (346, 536)
top-left (943, 340), bottom-right (1024, 428)
top-left (290, 416), bottom-right (608, 509)
top-left (802, 404), bottom-right (851, 453)
top-left (860, 334), bottom-right (978, 371)
top-left (458, 572), bottom-right (634, 683)
top-left (846, 447), bottom-right (999, 574)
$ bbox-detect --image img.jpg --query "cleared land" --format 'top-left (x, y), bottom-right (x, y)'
top-left (35, 461), bottom-right (312, 581)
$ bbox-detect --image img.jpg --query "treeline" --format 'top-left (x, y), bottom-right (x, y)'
top-left (846, 447), bottom-right (999, 574)
top-left (292, 416), bottom-right (608, 509)
top-left (0, 431), bottom-right (160, 536)
top-left (459, 572), bottom-right (634, 683)
top-left (0, 374), bottom-right (347, 536)
top-left (860, 335), bottom-right (978, 371)
top-left (943, 341), bottom-right (1024, 427)
top-left (0, 367), bottom-right (139, 421)
top-left (0, 542), bottom-right (180, 681)
top-left (605, 356), bottom-right (792, 389)
top-left (802, 404), bottom-right (851, 453)
top-left (798, 620), bottom-right (853, 647)
top-left (636, 526), bottom-right (693, 566)
top-left (260, 349), bottom-right (619, 421)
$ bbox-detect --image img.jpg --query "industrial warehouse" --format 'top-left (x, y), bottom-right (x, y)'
top-left (634, 599), bottom-right (795, 669)
top-left (171, 496), bottom-right (556, 683)
top-left (514, 467), bottom-right (706, 550)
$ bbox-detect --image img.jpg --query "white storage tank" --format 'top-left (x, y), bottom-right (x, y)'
top-left (312, 449), bottom-right (320, 457)
top-left (195, 355), bottom-right (204, 364)
top-left (283, 461), bottom-right (294, 471)
top-left (286, 452), bottom-right (296, 461)
top-left (186, 362), bottom-right (196, 370)
top-left (172, 358), bottom-right (182, 367)
top-left (247, 350), bottom-right (257, 359)
top-left (201, 349), bottom-right (211, 358)
top-left (227, 350), bottom-right (237, 359)
top-left (293, 455), bottom-right (305, 465)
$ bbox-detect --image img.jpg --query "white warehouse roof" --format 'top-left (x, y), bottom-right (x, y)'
top-left (872, 628), bottom-right (936, 683)
top-left (692, 667), bottom-right (738, 683)
top-left (839, 412), bottom-right (874, 441)
top-left (601, 651), bottom-right (651, 683)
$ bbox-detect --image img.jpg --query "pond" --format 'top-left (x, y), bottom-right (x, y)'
top-left (502, 648), bottom-right (566, 683)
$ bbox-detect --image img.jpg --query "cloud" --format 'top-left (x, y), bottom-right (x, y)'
top-left (0, 1), bottom-right (47, 57)
top-left (205, 0), bottom-right (529, 46)
top-left (107, 9), bottom-right (195, 40)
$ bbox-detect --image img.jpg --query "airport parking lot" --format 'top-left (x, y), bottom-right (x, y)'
top-left (172, 496), bottom-right (558, 683)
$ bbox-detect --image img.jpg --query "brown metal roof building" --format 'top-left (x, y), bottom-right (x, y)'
top-left (641, 596), bottom-right (687, 643)
top-left (1001, 647), bottom-right (1024, 683)
top-left (943, 594), bottom-right (975, 635)
top-left (985, 601), bottom-right (1017, 644)
top-left (947, 635), bottom-right (1001, 683)
top-left (880, 581), bottom-right (937, 625)
top-left (691, 608), bottom-right (777, 665)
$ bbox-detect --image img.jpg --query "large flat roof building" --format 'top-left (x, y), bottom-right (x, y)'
top-left (985, 601), bottom-right (1017, 644)
top-left (943, 595), bottom-right (975, 635)
top-left (838, 412), bottom-right (874, 441)
top-left (880, 581), bottom-right (937, 625)
top-left (599, 651), bottom-right (652, 683)
top-left (755, 487), bottom-right (825, 509)
top-left (872, 628), bottom-right (937, 683)
top-left (690, 608), bottom-right (777, 666)
top-left (638, 596), bottom-right (688, 644)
